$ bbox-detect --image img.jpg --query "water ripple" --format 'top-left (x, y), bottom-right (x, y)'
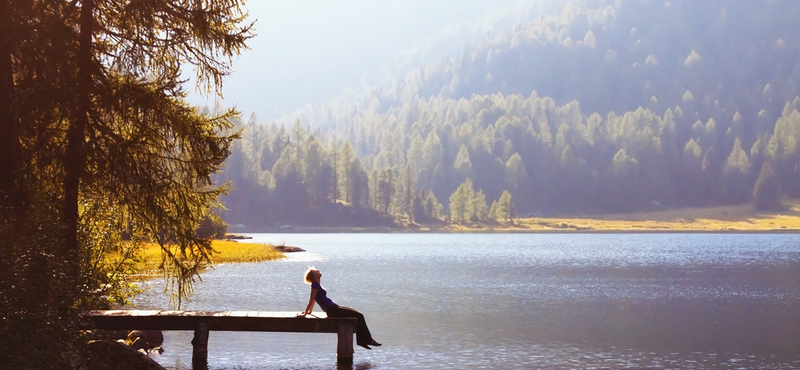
top-left (132, 233), bottom-right (800, 369)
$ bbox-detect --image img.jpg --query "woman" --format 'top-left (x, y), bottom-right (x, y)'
top-left (300, 267), bottom-right (382, 349)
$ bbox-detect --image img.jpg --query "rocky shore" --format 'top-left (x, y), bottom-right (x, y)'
top-left (83, 330), bottom-right (165, 370)
top-left (273, 245), bottom-right (305, 253)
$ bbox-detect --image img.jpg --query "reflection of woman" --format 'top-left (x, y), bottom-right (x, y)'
top-left (301, 267), bottom-right (382, 349)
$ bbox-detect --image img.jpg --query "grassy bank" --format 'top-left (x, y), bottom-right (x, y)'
top-left (138, 240), bottom-right (285, 276)
top-left (226, 201), bottom-right (800, 234)
top-left (430, 200), bottom-right (800, 233)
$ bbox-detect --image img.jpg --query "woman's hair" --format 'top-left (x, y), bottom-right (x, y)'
top-left (304, 266), bottom-right (317, 284)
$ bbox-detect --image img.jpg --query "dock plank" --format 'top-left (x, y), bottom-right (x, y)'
top-left (80, 310), bottom-right (357, 365)
top-left (81, 310), bottom-right (353, 333)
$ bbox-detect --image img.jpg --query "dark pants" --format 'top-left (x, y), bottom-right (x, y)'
top-left (326, 305), bottom-right (373, 343)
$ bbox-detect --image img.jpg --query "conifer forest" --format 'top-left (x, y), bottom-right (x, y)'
top-left (217, 0), bottom-right (800, 228)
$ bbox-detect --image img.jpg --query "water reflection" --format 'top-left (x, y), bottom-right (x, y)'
top-left (340, 361), bottom-right (374, 370)
top-left (190, 359), bottom-right (208, 370)
top-left (133, 233), bottom-right (800, 369)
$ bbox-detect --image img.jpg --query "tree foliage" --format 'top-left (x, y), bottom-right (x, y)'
top-left (490, 190), bottom-right (514, 223)
top-left (1, 1), bottom-right (251, 367)
top-left (754, 162), bottom-right (782, 211)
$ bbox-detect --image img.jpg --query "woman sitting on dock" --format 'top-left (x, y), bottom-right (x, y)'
top-left (300, 267), bottom-right (382, 350)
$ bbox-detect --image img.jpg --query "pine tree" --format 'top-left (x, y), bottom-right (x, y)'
top-left (492, 190), bottom-right (514, 223)
top-left (788, 162), bottom-right (800, 198)
top-left (348, 159), bottom-right (369, 209)
top-left (64, 0), bottom-right (251, 307)
top-left (377, 169), bottom-right (396, 214)
top-left (453, 145), bottom-right (474, 185)
top-left (423, 191), bottom-right (444, 220)
top-left (331, 134), bottom-right (339, 201)
top-left (754, 162), bottom-right (781, 211)
top-left (305, 138), bottom-right (329, 203)
top-left (720, 137), bottom-right (751, 204)
top-left (338, 141), bottom-right (356, 203)
top-left (449, 178), bottom-right (475, 223)
top-left (505, 153), bottom-right (527, 191)
top-left (411, 194), bottom-right (425, 222)
top-left (489, 200), bottom-right (500, 222)
top-left (472, 190), bottom-right (489, 221)
top-left (1, 0), bottom-right (251, 366)
top-left (399, 164), bottom-right (415, 217)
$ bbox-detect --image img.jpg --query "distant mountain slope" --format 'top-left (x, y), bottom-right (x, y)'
top-left (291, 0), bottom-right (800, 130)
top-left (218, 0), bottom-right (800, 226)
top-left (445, 0), bottom-right (799, 120)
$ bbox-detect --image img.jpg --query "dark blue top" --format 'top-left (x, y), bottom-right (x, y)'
top-left (311, 281), bottom-right (336, 312)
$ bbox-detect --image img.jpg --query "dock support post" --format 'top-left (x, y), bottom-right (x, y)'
top-left (336, 323), bottom-right (354, 365)
top-left (191, 321), bottom-right (209, 363)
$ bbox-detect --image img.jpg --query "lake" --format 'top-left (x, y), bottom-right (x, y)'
top-left (130, 233), bottom-right (800, 369)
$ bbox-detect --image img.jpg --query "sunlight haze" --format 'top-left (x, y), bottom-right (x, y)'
top-left (188, 0), bottom-right (554, 120)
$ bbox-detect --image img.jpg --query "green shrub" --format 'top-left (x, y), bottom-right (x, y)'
top-left (196, 211), bottom-right (228, 239)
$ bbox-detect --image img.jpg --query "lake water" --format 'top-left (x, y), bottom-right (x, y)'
top-left (131, 233), bottom-right (800, 369)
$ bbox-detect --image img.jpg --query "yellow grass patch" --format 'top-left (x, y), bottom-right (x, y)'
top-left (208, 240), bottom-right (285, 264)
top-left (137, 240), bottom-right (285, 276)
top-left (437, 199), bottom-right (800, 232)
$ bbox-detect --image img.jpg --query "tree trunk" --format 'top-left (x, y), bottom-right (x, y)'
top-left (0, 0), bottom-right (21, 201)
top-left (0, 0), bottom-right (16, 291)
top-left (63, 0), bottom-right (93, 295)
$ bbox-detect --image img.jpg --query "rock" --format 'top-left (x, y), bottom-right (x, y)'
top-left (123, 330), bottom-right (164, 354)
top-left (139, 330), bottom-right (164, 347)
top-left (274, 245), bottom-right (305, 253)
top-left (128, 337), bottom-right (151, 352)
top-left (126, 330), bottom-right (154, 351)
top-left (225, 234), bottom-right (252, 240)
top-left (88, 329), bottom-right (162, 348)
top-left (84, 340), bottom-right (166, 370)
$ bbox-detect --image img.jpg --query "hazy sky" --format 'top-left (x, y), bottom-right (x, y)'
top-left (186, 0), bottom-right (555, 121)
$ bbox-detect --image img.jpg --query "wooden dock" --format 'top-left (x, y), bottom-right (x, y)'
top-left (81, 310), bottom-right (358, 365)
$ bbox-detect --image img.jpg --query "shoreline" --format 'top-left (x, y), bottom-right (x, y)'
top-left (241, 227), bottom-right (800, 234)
top-left (236, 201), bottom-right (800, 234)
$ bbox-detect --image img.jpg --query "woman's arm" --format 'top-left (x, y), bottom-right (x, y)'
top-left (302, 288), bottom-right (318, 315)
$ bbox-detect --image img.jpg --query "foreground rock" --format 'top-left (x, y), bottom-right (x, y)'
top-left (126, 330), bottom-right (163, 352)
top-left (91, 329), bottom-right (163, 348)
top-left (84, 340), bottom-right (165, 370)
top-left (274, 245), bottom-right (305, 253)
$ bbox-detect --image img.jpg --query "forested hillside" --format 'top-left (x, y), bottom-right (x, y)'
top-left (216, 0), bottom-right (800, 228)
